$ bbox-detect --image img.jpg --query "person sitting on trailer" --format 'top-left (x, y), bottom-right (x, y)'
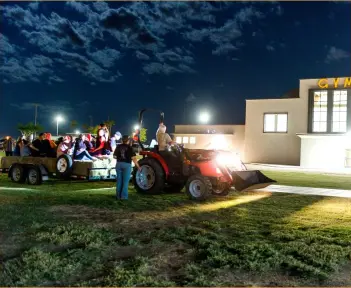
top-left (89, 129), bottom-right (106, 156)
top-left (84, 134), bottom-right (93, 151)
top-left (29, 133), bottom-right (46, 157)
top-left (13, 136), bottom-right (22, 156)
top-left (42, 132), bottom-right (57, 158)
top-left (57, 135), bottom-right (73, 157)
top-left (110, 131), bottom-right (122, 152)
top-left (73, 134), bottom-right (97, 161)
top-left (19, 139), bottom-right (31, 156)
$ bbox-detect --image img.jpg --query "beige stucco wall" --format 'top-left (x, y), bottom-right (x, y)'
top-left (173, 125), bottom-right (246, 157)
top-left (244, 76), bottom-right (351, 165)
top-left (299, 135), bottom-right (351, 169)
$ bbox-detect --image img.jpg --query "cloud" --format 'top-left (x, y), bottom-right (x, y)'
top-left (166, 86), bottom-right (174, 90)
top-left (135, 50), bottom-right (150, 60)
top-left (28, 2), bottom-right (39, 11)
top-left (10, 101), bottom-right (74, 120)
top-left (143, 62), bottom-right (180, 75)
top-left (0, 1), bottom-right (287, 82)
top-left (76, 101), bottom-right (90, 107)
top-left (212, 43), bottom-right (238, 55)
top-left (266, 45), bottom-right (275, 52)
top-left (88, 47), bottom-right (121, 68)
top-left (92, 2), bottom-right (109, 13)
top-left (185, 93), bottom-right (197, 103)
top-left (325, 47), bottom-right (350, 63)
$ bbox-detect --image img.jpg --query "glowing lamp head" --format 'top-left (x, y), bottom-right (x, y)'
top-left (134, 125), bottom-right (139, 131)
top-left (199, 111), bottom-right (210, 124)
top-left (56, 115), bottom-right (63, 122)
top-left (75, 130), bottom-right (80, 134)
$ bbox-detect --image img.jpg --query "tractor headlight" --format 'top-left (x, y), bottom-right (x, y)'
top-left (216, 154), bottom-right (228, 166)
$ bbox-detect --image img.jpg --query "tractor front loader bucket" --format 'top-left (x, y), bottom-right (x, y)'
top-left (231, 170), bottom-right (276, 192)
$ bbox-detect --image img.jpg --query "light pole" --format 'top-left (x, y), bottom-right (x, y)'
top-left (198, 111), bottom-right (210, 124)
top-left (55, 115), bottom-right (64, 136)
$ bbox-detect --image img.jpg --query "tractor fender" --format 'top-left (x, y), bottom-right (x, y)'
top-left (139, 151), bottom-right (169, 177)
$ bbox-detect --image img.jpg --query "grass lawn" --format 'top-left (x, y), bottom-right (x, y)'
top-left (0, 169), bottom-right (351, 286)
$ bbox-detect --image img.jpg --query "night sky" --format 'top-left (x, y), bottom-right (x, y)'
top-left (1, 1), bottom-right (350, 139)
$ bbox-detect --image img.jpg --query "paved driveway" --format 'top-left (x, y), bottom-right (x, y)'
top-left (253, 184), bottom-right (351, 199)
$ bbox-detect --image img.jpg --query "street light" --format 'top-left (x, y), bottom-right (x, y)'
top-left (55, 115), bottom-right (64, 136)
top-left (75, 130), bottom-right (80, 135)
top-left (134, 125), bottom-right (139, 130)
top-left (198, 111), bottom-right (210, 124)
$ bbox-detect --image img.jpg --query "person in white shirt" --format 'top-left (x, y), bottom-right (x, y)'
top-left (156, 123), bottom-right (174, 151)
top-left (57, 136), bottom-right (73, 157)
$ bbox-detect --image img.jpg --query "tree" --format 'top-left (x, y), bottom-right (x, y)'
top-left (17, 122), bottom-right (43, 138)
top-left (71, 120), bottom-right (78, 131)
top-left (104, 120), bottom-right (115, 135)
top-left (140, 128), bottom-right (147, 143)
top-left (84, 125), bottom-right (100, 135)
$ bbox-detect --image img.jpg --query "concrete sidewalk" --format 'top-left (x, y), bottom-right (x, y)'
top-left (246, 163), bottom-right (351, 175)
top-left (253, 184), bottom-right (351, 198)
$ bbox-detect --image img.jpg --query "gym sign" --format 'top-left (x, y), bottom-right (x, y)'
top-left (318, 77), bottom-right (351, 89)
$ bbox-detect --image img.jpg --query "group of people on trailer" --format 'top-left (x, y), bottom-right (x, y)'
top-left (3, 121), bottom-right (178, 201)
top-left (7, 123), bottom-right (123, 162)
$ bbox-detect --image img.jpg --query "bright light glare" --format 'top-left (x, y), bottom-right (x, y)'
top-left (75, 130), bottom-right (80, 134)
top-left (216, 154), bottom-right (227, 165)
top-left (56, 115), bottom-right (64, 122)
top-left (198, 111), bottom-right (210, 123)
top-left (134, 125), bottom-right (139, 130)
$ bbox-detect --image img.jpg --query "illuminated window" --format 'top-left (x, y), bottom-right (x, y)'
top-left (332, 90), bottom-right (347, 132)
top-left (182, 137), bottom-right (189, 144)
top-left (264, 113), bottom-right (288, 133)
top-left (190, 137), bottom-right (196, 144)
top-left (312, 91), bottom-right (328, 132)
top-left (176, 137), bottom-right (182, 144)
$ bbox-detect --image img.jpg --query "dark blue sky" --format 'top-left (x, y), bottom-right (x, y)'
top-left (1, 1), bottom-right (350, 138)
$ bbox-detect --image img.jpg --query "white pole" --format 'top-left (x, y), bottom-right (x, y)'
top-left (57, 120), bottom-right (59, 136)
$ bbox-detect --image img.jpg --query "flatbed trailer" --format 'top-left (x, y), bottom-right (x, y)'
top-left (0, 154), bottom-right (119, 185)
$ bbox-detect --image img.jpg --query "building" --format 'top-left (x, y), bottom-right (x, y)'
top-left (173, 124), bottom-right (246, 156)
top-left (173, 76), bottom-right (351, 170)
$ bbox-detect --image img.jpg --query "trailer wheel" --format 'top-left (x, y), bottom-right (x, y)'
top-left (56, 154), bottom-right (73, 179)
top-left (10, 164), bottom-right (26, 184)
top-left (133, 158), bottom-right (165, 194)
top-left (27, 165), bottom-right (42, 185)
top-left (186, 174), bottom-right (212, 201)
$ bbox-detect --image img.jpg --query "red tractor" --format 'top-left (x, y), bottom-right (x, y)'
top-left (132, 109), bottom-right (276, 201)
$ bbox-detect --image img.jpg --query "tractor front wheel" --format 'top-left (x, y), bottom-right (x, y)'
top-left (186, 174), bottom-right (212, 201)
top-left (133, 158), bottom-right (165, 194)
top-left (212, 182), bottom-right (231, 196)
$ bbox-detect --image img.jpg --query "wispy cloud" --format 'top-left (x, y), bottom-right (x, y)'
top-left (325, 46), bottom-right (350, 63)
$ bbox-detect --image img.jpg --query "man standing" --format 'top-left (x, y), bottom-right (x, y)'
top-left (4, 137), bottom-right (14, 156)
top-left (113, 135), bottom-right (140, 200)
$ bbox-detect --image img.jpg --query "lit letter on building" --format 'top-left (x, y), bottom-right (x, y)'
top-left (333, 77), bottom-right (340, 88)
top-left (344, 77), bottom-right (351, 88)
top-left (318, 78), bottom-right (328, 89)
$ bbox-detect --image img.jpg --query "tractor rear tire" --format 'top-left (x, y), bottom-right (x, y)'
top-left (186, 174), bottom-right (212, 201)
top-left (133, 158), bottom-right (165, 195)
